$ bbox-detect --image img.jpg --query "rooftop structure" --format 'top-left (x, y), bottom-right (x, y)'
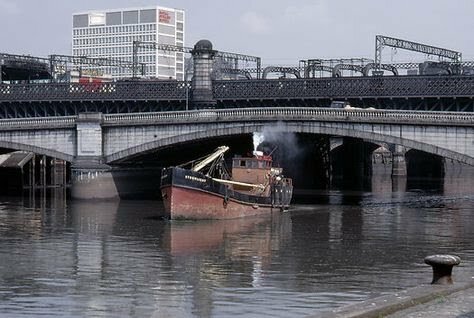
top-left (72, 6), bottom-right (185, 80)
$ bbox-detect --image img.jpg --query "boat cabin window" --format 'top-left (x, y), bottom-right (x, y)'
top-left (233, 158), bottom-right (271, 168)
top-left (232, 159), bottom-right (248, 167)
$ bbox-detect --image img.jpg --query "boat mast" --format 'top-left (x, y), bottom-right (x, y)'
top-left (191, 146), bottom-right (229, 172)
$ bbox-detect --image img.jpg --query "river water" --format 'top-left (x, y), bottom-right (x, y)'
top-left (0, 175), bottom-right (474, 317)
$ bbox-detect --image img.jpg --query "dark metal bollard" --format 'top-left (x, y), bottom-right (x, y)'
top-left (424, 255), bottom-right (461, 285)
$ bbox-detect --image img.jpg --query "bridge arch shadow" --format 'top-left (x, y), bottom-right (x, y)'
top-left (105, 123), bottom-right (473, 166)
top-left (406, 148), bottom-right (445, 178)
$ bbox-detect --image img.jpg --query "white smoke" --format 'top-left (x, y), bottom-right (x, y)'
top-left (253, 132), bottom-right (265, 152)
top-left (253, 123), bottom-right (301, 162)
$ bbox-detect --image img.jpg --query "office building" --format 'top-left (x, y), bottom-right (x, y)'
top-left (72, 6), bottom-right (185, 80)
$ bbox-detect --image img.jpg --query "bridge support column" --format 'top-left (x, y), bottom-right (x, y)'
top-left (391, 144), bottom-right (407, 177)
top-left (71, 113), bottom-right (117, 200)
top-left (29, 155), bottom-right (35, 190)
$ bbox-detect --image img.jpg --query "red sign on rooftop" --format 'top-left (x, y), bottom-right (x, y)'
top-left (159, 10), bottom-right (171, 23)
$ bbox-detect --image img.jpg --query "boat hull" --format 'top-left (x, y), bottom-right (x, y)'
top-left (160, 167), bottom-right (292, 220)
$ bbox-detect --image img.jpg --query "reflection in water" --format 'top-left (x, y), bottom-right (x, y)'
top-left (162, 216), bottom-right (275, 256)
top-left (0, 174), bottom-right (473, 317)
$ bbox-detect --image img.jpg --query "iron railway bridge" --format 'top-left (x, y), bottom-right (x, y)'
top-left (1, 35), bottom-right (474, 118)
top-left (0, 75), bottom-right (474, 118)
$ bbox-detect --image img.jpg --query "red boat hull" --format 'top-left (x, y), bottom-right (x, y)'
top-left (161, 185), bottom-right (275, 220)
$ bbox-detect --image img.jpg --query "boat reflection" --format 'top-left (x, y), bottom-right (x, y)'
top-left (162, 212), bottom-right (292, 257)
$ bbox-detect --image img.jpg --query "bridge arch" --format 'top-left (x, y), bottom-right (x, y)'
top-left (213, 68), bottom-right (252, 80)
top-left (406, 148), bottom-right (445, 178)
top-left (329, 138), bottom-right (384, 153)
top-left (105, 122), bottom-right (473, 166)
top-left (0, 140), bottom-right (74, 162)
top-left (332, 64), bottom-right (365, 77)
top-left (262, 66), bottom-right (301, 79)
top-left (303, 65), bottom-right (334, 78)
top-left (363, 63), bottom-right (399, 76)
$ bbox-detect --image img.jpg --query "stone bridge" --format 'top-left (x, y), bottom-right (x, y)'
top-left (0, 107), bottom-right (473, 198)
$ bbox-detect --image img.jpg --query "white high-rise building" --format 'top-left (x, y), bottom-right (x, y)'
top-left (72, 6), bottom-right (185, 80)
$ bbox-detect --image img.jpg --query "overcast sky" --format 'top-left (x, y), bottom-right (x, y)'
top-left (0, 0), bottom-right (473, 65)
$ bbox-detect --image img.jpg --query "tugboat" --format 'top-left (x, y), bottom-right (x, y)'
top-left (160, 146), bottom-right (293, 220)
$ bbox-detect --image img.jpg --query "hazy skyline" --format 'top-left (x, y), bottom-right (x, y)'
top-left (1, 0), bottom-right (473, 65)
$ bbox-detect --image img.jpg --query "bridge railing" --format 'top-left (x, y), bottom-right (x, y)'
top-left (0, 116), bottom-right (77, 130)
top-left (102, 107), bottom-right (474, 127)
top-left (214, 76), bottom-right (474, 99)
top-left (1, 76), bottom-right (474, 103)
top-left (0, 81), bottom-right (187, 101)
top-left (0, 108), bottom-right (472, 131)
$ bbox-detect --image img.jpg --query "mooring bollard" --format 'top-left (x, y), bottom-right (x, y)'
top-left (424, 254), bottom-right (461, 285)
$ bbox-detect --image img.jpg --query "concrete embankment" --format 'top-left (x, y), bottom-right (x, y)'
top-left (307, 279), bottom-right (474, 318)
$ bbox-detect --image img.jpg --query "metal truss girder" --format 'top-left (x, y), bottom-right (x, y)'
top-left (0, 52), bottom-right (49, 65)
top-left (0, 77), bottom-right (474, 117)
top-left (363, 63), bottom-right (399, 76)
top-left (50, 54), bottom-right (136, 69)
top-left (375, 35), bottom-right (462, 67)
top-left (332, 64), bottom-right (364, 77)
top-left (213, 76), bottom-right (474, 100)
top-left (304, 65), bottom-right (334, 78)
top-left (132, 41), bottom-right (261, 77)
top-left (0, 81), bottom-right (188, 102)
top-left (262, 66), bottom-right (301, 79)
top-left (217, 68), bottom-right (252, 79)
top-left (215, 51), bottom-right (260, 64)
top-left (390, 62), bottom-right (421, 70)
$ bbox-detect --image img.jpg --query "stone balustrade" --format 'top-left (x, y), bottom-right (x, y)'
top-left (101, 108), bottom-right (474, 127)
top-left (0, 116), bottom-right (77, 130)
top-left (0, 108), bottom-right (472, 131)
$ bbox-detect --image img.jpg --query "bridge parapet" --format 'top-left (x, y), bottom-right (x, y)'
top-left (101, 108), bottom-right (474, 127)
top-left (0, 108), bottom-right (471, 131)
top-left (213, 76), bottom-right (474, 99)
top-left (0, 76), bottom-right (474, 106)
top-left (0, 116), bottom-right (77, 130)
top-left (0, 81), bottom-right (187, 102)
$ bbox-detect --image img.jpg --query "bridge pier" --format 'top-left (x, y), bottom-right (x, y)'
top-left (71, 168), bottom-right (120, 200)
top-left (71, 167), bottom-right (162, 200)
top-left (70, 112), bottom-right (163, 200)
top-left (391, 145), bottom-right (407, 177)
top-left (71, 112), bottom-right (115, 200)
top-left (391, 144), bottom-right (407, 192)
